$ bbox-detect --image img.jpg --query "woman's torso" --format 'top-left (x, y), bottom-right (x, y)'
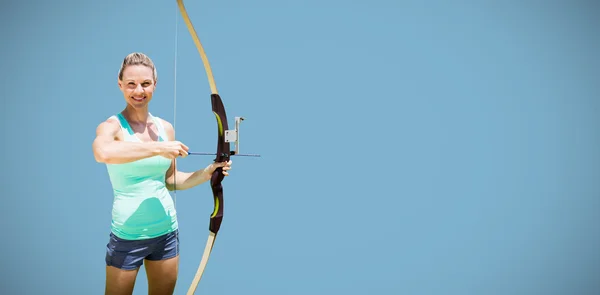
top-left (105, 113), bottom-right (178, 240)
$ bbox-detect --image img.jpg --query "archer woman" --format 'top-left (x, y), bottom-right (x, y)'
top-left (92, 52), bottom-right (231, 295)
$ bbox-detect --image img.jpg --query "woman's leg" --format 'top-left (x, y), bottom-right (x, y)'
top-left (105, 266), bottom-right (139, 295)
top-left (145, 255), bottom-right (179, 295)
top-left (104, 232), bottom-right (150, 295)
top-left (145, 230), bottom-right (180, 295)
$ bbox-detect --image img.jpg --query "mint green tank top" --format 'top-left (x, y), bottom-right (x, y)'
top-left (105, 113), bottom-right (178, 240)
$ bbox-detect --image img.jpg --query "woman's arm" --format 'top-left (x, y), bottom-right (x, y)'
top-left (161, 118), bottom-right (230, 191)
top-left (93, 118), bottom-right (189, 164)
top-left (92, 119), bottom-right (161, 164)
top-left (165, 168), bottom-right (212, 191)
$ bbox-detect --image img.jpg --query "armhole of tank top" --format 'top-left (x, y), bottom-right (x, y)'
top-left (110, 114), bottom-right (135, 142)
top-left (149, 114), bottom-right (169, 142)
top-left (107, 115), bottom-right (123, 132)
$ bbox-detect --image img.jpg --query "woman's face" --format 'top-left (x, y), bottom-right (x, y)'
top-left (118, 65), bottom-right (156, 109)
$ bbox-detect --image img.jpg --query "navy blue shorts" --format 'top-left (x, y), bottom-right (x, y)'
top-left (105, 230), bottom-right (179, 270)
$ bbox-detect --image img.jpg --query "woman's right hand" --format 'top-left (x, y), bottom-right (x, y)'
top-left (157, 141), bottom-right (190, 159)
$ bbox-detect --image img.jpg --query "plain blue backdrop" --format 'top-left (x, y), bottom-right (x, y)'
top-left (1, 0), bottom-right (599, 294)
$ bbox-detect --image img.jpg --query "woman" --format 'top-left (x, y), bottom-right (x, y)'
top-left (92, 52), bottom-right (231, 295)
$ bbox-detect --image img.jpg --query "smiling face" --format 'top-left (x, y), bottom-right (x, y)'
top-left (116, 52), bottom-right (159, 111)
top-left (118, 64), bottom-right (156, 109)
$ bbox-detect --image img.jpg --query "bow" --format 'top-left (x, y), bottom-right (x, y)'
top-left (175, 1), bottom-right (259, 294)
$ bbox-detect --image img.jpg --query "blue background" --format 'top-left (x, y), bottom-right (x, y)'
top-left (2, 0), bottom-right (599, 294)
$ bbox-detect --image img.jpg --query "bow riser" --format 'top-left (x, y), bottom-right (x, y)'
top-left (209, 93), bottom-right (229, 234)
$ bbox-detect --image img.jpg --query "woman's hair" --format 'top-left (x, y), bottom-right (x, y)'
top-left (117, 52), bottom-right (158, 81)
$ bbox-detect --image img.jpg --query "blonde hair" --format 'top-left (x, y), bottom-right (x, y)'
top-left (117, 52), bottom-right (158, 81)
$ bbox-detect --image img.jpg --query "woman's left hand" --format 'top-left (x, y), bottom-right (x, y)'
top-left (205, 160), bottom-right (232, 177)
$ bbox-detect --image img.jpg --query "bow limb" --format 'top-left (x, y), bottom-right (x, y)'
top-left (176, 0), bottom-right (217, 94)
top-left (176, 1), bottom-right (229, 294)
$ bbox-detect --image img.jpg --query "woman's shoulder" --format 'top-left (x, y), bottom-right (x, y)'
top-left (151, 115), bottom-right (175, 140)
top-left (95, 116), bottom-right (123, 139)
top-left (97, 116), bottom-right (121, 132)
top-left (151, 115), bottom-right (173, 131)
